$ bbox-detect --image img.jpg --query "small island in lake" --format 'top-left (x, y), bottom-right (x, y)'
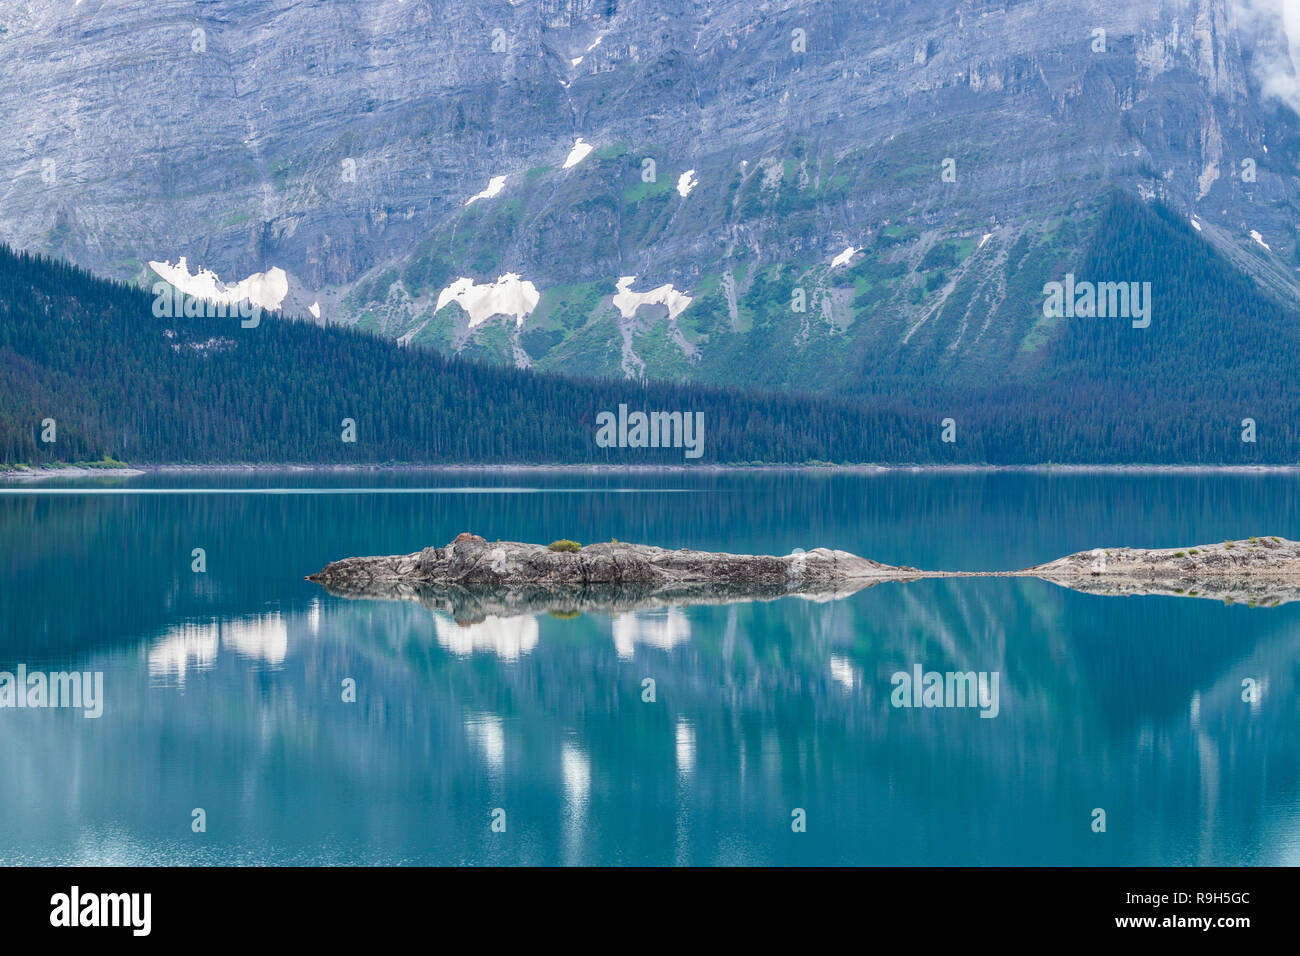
top-left (1020, 535), bottom-right (1300, 606)
top-left (308, 533), bottom-right (1300, 611)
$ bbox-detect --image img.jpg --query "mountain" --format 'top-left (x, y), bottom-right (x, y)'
top-left (4, 0), bottom-right (1300, 393)
top-left (0, 242), bottom-right (921, 466)
top-left (4, 191), bottom-right (1300, 465)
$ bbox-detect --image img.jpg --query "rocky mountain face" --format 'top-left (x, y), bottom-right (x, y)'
top-left (2, 0), bottom-right (1299, 391)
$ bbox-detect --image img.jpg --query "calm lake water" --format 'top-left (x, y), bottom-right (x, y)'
top-left (1, 470), bottom-right (1297, 865)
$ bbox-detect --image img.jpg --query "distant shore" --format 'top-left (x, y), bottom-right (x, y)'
top-left (5, 462), bottom-right (1300, 480)
top-left (0, 466), bottom-right (148, 481)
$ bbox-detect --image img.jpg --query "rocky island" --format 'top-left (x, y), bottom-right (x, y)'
top-left (307, 532), bottom-right (929, 618)
top-left (308, 533), bottom-right (1300, 614)
top-left (1019, 536), bottom-right (1300, 606)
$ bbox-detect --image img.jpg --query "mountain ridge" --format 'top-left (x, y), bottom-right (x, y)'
top-left (5, 191), bottom-right (1300, 465)
top-left (4, 0), bottom-right (1300, 391)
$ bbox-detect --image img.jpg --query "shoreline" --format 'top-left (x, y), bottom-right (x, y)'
top-left (0, 466), bottom-right (147, 481)
top-left (5, 462), bottom-right (1300, 480)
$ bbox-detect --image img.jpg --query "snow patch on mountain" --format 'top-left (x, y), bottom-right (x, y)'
top-left (676, 170), bottom-right (698, 196)
top-left (830, 246), bottom-right (857, 267)
top-left (148, 257), bottom-right (288, 313)
top-left (613, 276), bottom-right (693, 320)
top-left (436, 274), bottom-right (540, 327)
top-left (563, 138), bottom-right (593, 169)
top-left (465, 175), bottom-right (507, 206)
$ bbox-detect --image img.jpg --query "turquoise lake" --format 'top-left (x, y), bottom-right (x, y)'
top-left (1, 470), bottom-right (1297, 865)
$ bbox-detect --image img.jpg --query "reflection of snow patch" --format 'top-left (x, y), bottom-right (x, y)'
top-left (586, 35), bottom-right (604, 52)
top-left (465, 174), bottom-right (507, 206)
top-left (148, 623), bottom-right (218, 681)
top-left (561, 743), bottom-right (591, 805)
top-left (675, 717), bottom-right (695, 775)
top-left (830, 655), bottom-right (857, 690)
top-left (676, 169), bottom-right (698, 196)
top-left (830, 246), bottom-right (857, 268)
top-left (148, 613), bottom-right (288, 681)
top-left (612, 607), bottom-right (691, 659)
top-left (563, 137), bottom-right (593, 169)
top-left (434, 613), bottom-right (539, 660)
top-left (149, 257), bottom-right (289, 313)
top-left (1251, 229), bottom-right (1271, 250)
top-left (465, 712), bottom-right (505, 772)
top-left (436, 274), bottom-right (540, 327)
top-left (612, 275), bottom-right (692, 322)
top-left (222, 615), bottom-right (289, 665)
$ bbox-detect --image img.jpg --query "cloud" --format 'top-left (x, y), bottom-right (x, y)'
top-left (1231, 0), bottom-right (1300, 113)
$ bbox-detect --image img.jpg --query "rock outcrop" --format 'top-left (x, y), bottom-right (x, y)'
top-left (309, 533), bottom-right (1300, 611)
top-left (308, 531), bottom-right (924, 599)
top-left (1018, 536), bottom-right (1300, 607)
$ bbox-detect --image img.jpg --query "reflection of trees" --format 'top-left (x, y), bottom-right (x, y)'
top-left (5, 469), bottom-right (1300, 862)
top-left (7, 468), bottom-right (1300, 663)
top-left (3, 578), bottom-right (1295, 864)
top-left (316, 580), bottom-right (1300, 864)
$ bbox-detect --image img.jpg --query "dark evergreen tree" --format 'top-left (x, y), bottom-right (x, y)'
top-left (3, 192), bottom-right (1298, 465)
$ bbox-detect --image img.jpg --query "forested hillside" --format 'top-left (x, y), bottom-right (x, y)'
top-left (0, 244), bottom-right (913, 465)
top-left (2, 193), bottom-right (1299, 465)
top-left (959, 194), bottom-right (1300, 462)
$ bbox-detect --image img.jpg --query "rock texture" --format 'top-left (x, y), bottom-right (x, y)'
top-left (1020, 536), bottom-right (1300, 606)
top-left (310, 533), bottom-right (1300, 610)
top-left (308, 531), bottom-right (923, 597)
top-left (3, 1), bottom-right (1299, 386)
